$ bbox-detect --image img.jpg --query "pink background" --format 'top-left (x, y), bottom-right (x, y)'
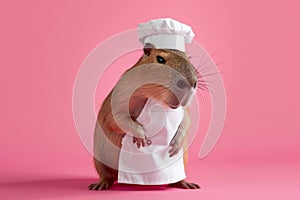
top-left (1, 0), bottom-right (299, 199)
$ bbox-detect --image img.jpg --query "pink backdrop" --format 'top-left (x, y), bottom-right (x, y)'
top-left (0, 0), bottom-right (299, 199)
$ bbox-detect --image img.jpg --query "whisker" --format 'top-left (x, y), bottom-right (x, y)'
top-left (199, 61), bottom-right (224, 70)
top-left (197, 84), bottom-right (209, 89)
top-left (190, 49), bottom-right (224, 104)
top-left (199, 71), bottom-right (224, 78)
top-left (196, 50), bottom-right (219, 71)
top-left (196, 79), bottom-right (221, 97)
top-left (195, 51), bottom-right (207, 64)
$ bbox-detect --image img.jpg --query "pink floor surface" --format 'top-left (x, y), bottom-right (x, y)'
top-left (1, 158), bottom-right (299, 200)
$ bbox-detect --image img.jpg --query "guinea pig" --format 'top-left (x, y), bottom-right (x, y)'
top-left (89, 43), bottom-right (200, 190)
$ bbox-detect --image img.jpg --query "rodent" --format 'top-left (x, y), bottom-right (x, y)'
top-left (89, 43), bottom-right (200, 190)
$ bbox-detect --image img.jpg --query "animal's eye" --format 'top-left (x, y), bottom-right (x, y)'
top-left (156, 55), bottom-right (166, 64)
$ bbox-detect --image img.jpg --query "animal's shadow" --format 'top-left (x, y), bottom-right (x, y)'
top-left (0, 178), bottom-right (170, 199)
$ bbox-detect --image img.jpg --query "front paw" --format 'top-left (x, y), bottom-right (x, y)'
top-left (169, 127), bottom-right (185, 157)
top-left (131, 124), bottom-right (147, 148)
top-left (169, 180), bottom-right (200, 189)
top-left (168, 141), bottom-right (181, 157)
top-left (132, 137), bottom-right (146, 148)
top-left (89, 179), bottom-right (114, 190)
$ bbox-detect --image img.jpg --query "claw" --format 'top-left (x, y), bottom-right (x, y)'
top-left (170, 180), bottom-right (200, 189)
top-left (133, 137), bottom-right (146, 148)
top-left (168, 143), bottom-right (180, 157)
top-left (88, 180), bottom-right (113, 190)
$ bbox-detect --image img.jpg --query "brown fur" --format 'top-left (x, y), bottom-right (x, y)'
top-left (89, 47), bottom-right (200, 190)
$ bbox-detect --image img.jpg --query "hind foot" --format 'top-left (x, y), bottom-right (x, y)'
top-left (169, 180), bottom-right (200, 189)
top-left (89, 179), bottom-right (114, 190)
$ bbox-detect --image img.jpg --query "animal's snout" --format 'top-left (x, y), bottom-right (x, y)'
top-left (176, 79), bottom-right (190, 89)
top-left (176, 79), bottom-right (197, 89)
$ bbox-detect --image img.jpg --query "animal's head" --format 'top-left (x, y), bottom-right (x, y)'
top-left (133, 43), bottom-right (198, 108)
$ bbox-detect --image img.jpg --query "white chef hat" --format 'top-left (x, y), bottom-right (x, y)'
top-left (138, 18), bottom-right (195, 52)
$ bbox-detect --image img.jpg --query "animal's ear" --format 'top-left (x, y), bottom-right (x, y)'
top-left (143, 43), bottom-right (155, 56)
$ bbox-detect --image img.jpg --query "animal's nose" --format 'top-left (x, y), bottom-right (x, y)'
top-left (177, 79), bottom-right (191, 89)
top-left (177, 79), bottom-right (189, 89)
top-left (177, 79), bottom-right (197, 89)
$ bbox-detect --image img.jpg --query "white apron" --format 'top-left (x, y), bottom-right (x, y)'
top-left (118, 98), bottom-right (186, 185)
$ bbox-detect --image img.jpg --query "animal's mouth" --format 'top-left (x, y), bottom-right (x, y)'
top-left (169, 103), bottom-right (180, 109)
top-left (167, 88), bottom-right (196, 108)
top-left (180, 93), bottom-right (190, 107)
top-left (166, 95), bottom-right (180, 109)
top-left (181, 88), bottom-right (196, 107)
